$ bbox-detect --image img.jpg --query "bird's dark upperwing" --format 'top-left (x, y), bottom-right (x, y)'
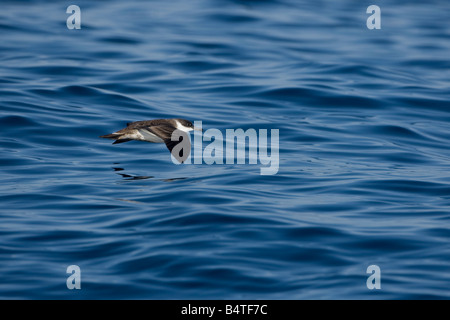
top-left (146, 125), bottom-right (191, 163)
top-left (126, 119), bottom-right (172, 129)
top-left (144, 124), bottom-right (176, 141)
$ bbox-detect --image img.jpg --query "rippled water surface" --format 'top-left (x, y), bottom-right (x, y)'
top-left (1, 0), bottom-right (450, 299)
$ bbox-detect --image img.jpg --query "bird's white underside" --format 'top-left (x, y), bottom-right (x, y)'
top-left (138, 129), bottom-right (165, 143)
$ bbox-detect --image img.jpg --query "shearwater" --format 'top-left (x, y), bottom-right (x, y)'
top-left (100, 118), bottom-right (201, 162)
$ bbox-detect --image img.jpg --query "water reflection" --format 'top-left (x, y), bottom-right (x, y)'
top-left (111, 165), bottom-right (187, 182)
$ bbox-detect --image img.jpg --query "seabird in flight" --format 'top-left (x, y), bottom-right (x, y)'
top-left (100, 118), bottom-right (202, 162)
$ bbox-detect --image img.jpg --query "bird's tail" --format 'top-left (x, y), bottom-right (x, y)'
top-left (99, 133), bottom-right (131, 144)
top-left (100, 133), bottom-right (120, 139)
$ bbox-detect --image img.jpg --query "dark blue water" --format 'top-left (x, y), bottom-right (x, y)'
top-left (1, 0), bottom-right (450, 299)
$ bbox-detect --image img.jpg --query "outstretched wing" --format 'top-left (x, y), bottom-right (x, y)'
top-left (138, 124), bottom-right (191, 162)
top-left (158, 128), bottom-right (191, 163)
top-left (144, 124), bottom-right (176, 140)
top-left (126, 119), bottom-right (172, 129)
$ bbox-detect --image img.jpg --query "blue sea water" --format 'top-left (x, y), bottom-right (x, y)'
top-left (1, 0), bottom-right (449, 299)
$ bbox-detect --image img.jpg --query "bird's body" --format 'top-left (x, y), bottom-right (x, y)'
top-left (100, 118), bottom-right (201, 161)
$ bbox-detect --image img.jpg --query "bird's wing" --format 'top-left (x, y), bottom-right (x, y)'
top-left (126, 119), bottom-right (170, 129)
top-left (163, 134), bottom-right (191, 163)
top-left (115, 122), bottom-right (173, 143)
top-left (145, 125), bottom-right (191, 163)
top-left (145, 124), bottom-right (176, 141)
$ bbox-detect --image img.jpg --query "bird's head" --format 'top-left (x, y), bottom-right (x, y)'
top-left (175, 119), bottom-right (203, 132)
